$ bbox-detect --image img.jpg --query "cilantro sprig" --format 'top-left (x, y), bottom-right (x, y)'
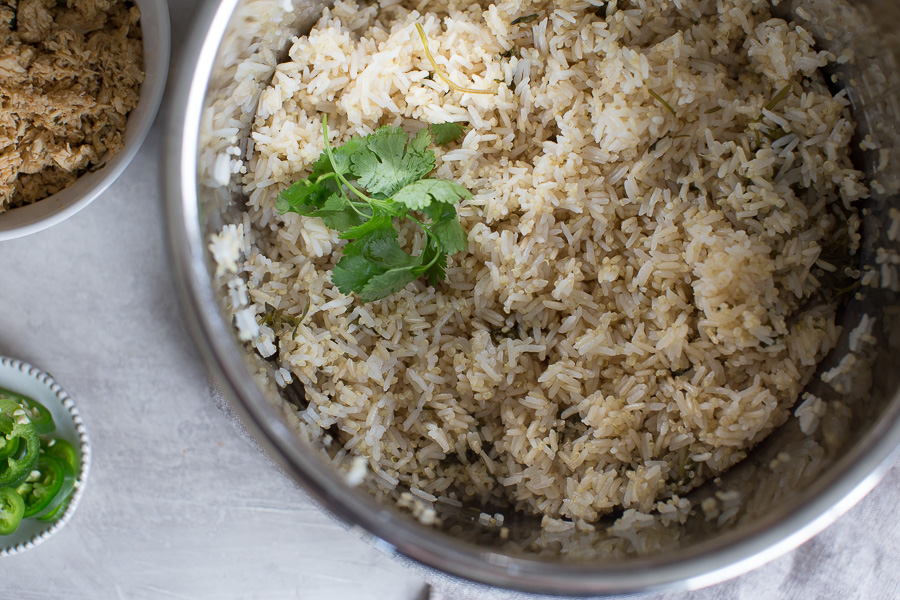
top-left (276, 116), bottom-right (470, 302)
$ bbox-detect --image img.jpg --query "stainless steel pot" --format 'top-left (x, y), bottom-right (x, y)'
top-left (165, 0), bottom-right (900, 595)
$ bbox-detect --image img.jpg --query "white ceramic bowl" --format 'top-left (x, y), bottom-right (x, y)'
top-left (0, 0), bottom-right (171, 241)
top-left (0, 356), bottom-right (91, 556)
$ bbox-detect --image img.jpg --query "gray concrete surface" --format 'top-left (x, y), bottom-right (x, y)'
top-left (1, 1), bottom-right (898, 598)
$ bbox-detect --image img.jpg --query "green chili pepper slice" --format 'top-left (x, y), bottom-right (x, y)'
top-left (0, 487), bottom-right (25, 535)
top-left (16, 454), bottom-right (74, 518)
top-left (35, 453), bottom-right (76, 519)
top-left (0, 433), bottom-right (20, 460)
top-left (0, 413), bottom-right (22, 459)
top-left (37, 439), bottom-right (79, 521)
top-left (0, 387), bottom-right (55, 435)
top-left (41, 437), bottom-right (79, 473)
top-left (0, 397), bottom-right (40, 487)
top-left (37, 489), bottom-right (73, 522)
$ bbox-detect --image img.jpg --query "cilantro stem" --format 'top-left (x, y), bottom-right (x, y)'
top-left (322, 116), bottom-right (378, 211)
top-left (407, 216), bottom-right (444, 271)
top-left (315, 171), bottom-right (370, 217)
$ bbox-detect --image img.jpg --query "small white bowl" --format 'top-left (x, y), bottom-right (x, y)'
top-left (0, 0), bottom-right (170, 241)
top-left (0, 357), bottom-right (91, 557)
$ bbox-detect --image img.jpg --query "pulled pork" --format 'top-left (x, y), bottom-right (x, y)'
top-left (0, 0), bottom-right (144, 212)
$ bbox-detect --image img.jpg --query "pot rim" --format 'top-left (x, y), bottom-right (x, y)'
top-left (163, 0), bottom-right (900, 594)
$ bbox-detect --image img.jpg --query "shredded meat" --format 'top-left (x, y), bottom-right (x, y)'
top-left (0, 0), bottom-right (144, 212)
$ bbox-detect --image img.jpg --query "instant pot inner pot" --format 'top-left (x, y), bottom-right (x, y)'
top-left (192, 0), bottom-right (900, 572)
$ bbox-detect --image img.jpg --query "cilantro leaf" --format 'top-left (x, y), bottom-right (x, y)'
top-left (421, 255), bottom-right (448, 285)
top-left (430, 216), bottom-right (468, 255)
top-left (277, 183), bottom-right (366, 232)
top-left (358, 231), bottom-right (419, 270)
top-left (309, 134), bottom-right (364, 180)
top-left (332, 255), bottom-right (386, 295)
top-left (315, 195), bottom-right (368, 232)
top-left (392, 179), bottom-right (471, 211)
top-left (413, 239), bottom-right (449, 286)
top-left (276, 201), bottom-right (318, 217)
top-left (339, 212), bottom-right (394, 241)
top-left (408, 128), bottom-right (432, 156)
top-left (421, 200), bottom-right (457, 222)
top-left (422, 200), bottom-right (468, 254)
top-left (429, 122), bottom-right (467, 146)
top-left (359, 267), bottom-right (420, 302)
top-left (276, 115), bottom-right (473, 302)
top-left (342, 224), bottom-right (398, 259)
top-left (276, 180), bottom-right (330, 214)
top-left (351, 126), bottom-right (435, 198)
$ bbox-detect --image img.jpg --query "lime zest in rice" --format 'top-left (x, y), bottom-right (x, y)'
top-left (415, 22), bottom-right (496, 95)
top-left (648, 88), bottom-right (678, 117)
top-left (510, 14), bottom-right (540, 25)
top-left (260, 302), bottom-right (307, 338)
top-left (748, 84), bottom-right (795, 147)
top-left (765, 84), bottom-right (794, 112)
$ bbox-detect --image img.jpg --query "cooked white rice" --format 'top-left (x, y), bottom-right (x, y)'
top-left (237, 0), bottom-right (867, 529)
